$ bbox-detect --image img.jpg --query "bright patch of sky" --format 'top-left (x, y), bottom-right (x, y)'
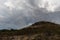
top-left (38, 0), bottom-right (60, 12)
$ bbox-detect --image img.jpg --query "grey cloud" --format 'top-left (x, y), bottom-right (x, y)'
top-left (0, 0), bottom-right (60, 29)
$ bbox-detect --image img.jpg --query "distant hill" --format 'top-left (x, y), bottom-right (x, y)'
top-left (19, 21), bottom-right (60, 35)
top-left (0, 21), bottom-right (60, 40)
top-left (0, 21), bottom-right (60, 35)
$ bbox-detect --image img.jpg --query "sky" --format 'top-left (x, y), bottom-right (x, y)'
top-left (0, 0), bottom-right (60, 29)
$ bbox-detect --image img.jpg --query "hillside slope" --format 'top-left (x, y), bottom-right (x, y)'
top-left (19, 21), bottom-right (60, 35)
top-left (0, 21), bottom-right (60, 40)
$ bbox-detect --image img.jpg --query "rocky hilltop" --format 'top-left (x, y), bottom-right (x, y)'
top-left (0, 21), bottom-right (60, 40)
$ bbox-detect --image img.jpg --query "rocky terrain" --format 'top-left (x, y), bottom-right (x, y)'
top-left (0, 21), bottom-right (60, 40)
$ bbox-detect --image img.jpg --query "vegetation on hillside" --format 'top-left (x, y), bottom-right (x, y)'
top-left (0, 21), bottom-right (60, 36)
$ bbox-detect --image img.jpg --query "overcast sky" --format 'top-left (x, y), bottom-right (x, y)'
top-left (0, 0), bottom-right (60, 29)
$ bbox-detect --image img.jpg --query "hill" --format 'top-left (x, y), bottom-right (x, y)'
top-left (18, 21), bottom-right (60, 34)
top-left (0, 21), bottom-right (60, 40)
